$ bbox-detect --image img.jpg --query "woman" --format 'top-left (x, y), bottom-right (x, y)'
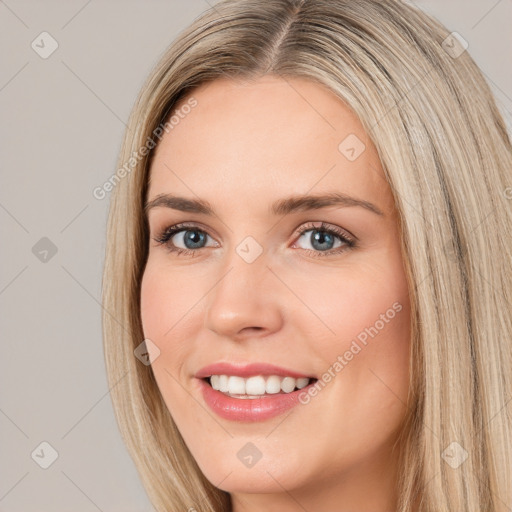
top-left (101, 0), bottom-right (512, 510)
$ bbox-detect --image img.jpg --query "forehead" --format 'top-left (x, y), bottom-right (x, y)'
top-left (148, 76), bottom-right (393, 214)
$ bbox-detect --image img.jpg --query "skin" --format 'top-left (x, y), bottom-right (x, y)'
top-left (140, 75), bottom-right (412, 512)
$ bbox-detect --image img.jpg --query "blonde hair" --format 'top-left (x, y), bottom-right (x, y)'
top-left (101, 1), bottom-right (512, 510)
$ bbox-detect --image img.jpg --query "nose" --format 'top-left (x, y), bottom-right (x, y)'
top-left (204, 250), bottom-right (284, 341)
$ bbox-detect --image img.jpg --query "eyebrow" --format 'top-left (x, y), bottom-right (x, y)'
top-left (144, 192), bottom-right (384, 217)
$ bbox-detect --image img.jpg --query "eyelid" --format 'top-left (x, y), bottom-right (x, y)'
top-left (152, 221), bottom-right (217, 243)
top-left (291, 220), bottom-right (357, 245)
top-left (152, 221), bottom-right (219, 247)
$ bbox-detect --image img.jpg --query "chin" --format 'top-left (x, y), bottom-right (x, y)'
top-left (193, 447), bottom-right (311, 494)
top-left (205, 466), bottom-right (296, 494)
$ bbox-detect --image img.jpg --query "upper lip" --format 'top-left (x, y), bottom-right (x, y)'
top-left (195, 362), bottom-right (316, 379)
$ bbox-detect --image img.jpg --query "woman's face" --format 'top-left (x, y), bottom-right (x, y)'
top-left (141, 75), bottom-right (411, 508)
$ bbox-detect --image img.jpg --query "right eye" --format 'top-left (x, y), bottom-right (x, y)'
top-left (153, 223), bottom-right (218, 256)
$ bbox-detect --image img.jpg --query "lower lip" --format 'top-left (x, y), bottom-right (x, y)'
top-left (198, 378), bottom-right (316, 422)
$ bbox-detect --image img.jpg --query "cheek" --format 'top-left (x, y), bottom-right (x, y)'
top-left (323, 267), bottom-right (411, 432)
top-left (140, 264), bottom-right (196, 398)
top-left (297, 258), bottom-right (411, 408)
top-left (140, 266), bottom-right (171, 339)
top-left (140, 260), bottom-right (200, 341)
top-left (293, 257), bottom-right (410, 355)
top-left (139, 268), bottom-right (191, 430)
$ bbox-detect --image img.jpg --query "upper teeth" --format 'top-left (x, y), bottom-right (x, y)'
top-left (209, 375), bottom-right (310, 395)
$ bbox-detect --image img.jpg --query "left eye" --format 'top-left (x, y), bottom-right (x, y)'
top-left (290, 221), bottom-right (355, 257)
top-left (295, 228), bottom-right (346, 252)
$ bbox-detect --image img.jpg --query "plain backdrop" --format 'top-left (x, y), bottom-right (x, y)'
top-left (1, 1), bottom-right (510, 510)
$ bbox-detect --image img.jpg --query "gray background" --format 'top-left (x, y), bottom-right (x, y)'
top-left (1, 1), bottom-right (510, 510)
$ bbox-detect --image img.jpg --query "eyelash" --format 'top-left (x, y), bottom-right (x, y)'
top-left (152, 221), bottom-right (356, 258)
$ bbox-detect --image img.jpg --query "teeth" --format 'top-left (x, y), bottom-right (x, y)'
top-left (281, 376), bottom-right (296, 393)
top-left (296, 377), bottom-right (309, 389)
top-left (265, 375), bottom-right (282, 394)
top-left (219, 375), bottom-right (229, 392)
top-left (208, 374), bottom-right (311, 396)
top-left (246, 376), bottom-right (266, 395)
top-left (228, 376), bottom-right (245, 394)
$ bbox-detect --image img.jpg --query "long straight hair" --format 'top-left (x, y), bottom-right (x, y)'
top-left (101, 1), bottom-right (512, 510)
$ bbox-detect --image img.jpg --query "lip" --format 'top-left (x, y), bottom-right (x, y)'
top-left (195, 362), bottom-right (315, 379)
top-left (198, 377), bottom-right (317, 422)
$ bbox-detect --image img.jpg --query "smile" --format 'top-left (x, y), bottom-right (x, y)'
top-left (198, 375), bottom-right (319, 422)
top-left (207, 374), bottom-right (312, 397)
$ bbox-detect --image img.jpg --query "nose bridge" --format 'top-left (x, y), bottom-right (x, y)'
top-left (217, 232), bottom-right (271, 290)
top-left (204, 235), bottom-right (283, 337)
